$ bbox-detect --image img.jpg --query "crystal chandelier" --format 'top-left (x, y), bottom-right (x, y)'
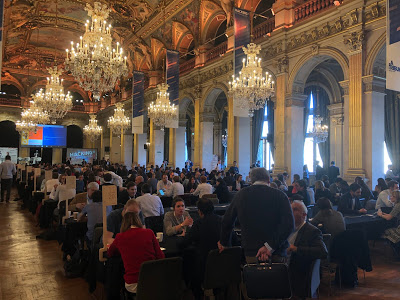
top-left (32, 66), bottom-right (73, 123)
top-left (229, 43), bottom-right (275, 117)
top-left (84, 114), bottom-right (103, 142)
top-left (107, 102), bottom-right (131, 135)
top-left (65, 2), bottom-right (128, 100)
top-left (221, 129), bottom-right (228, 148)
top-left (16, 120), bottom-right (36, 138)
top-left (16, 101), bottom-right (50, 136)
top-left (148, 83), bottom-right (178, 131)
top-left (310, 116), bottom-right (329, 143)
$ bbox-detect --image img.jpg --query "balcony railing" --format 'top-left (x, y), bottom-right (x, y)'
top-left (294, 0), bottom-right (335, 23)
top-left (206, 41), bottom-right (228, 64)
top-left (180, 58), bottom-right (196, 75)
top-left (71, 105), bottom-right (85, 112)
top-left (253, 17), bottom-right (275, 41)
top-left (0, 97), bottom-right (21, 107)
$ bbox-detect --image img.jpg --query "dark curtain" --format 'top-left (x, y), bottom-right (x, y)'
top-left (385, 90), bottom-right (400, 172)
top-left (315, 87), bottom-right (330, 172)
top-left (267, 100), bottom-right (275, 159)
top-left (252, 105), bottom-right (266, 165)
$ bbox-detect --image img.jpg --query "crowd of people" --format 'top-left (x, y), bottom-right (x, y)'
top-left (3, 156), bottom-right (400, 299)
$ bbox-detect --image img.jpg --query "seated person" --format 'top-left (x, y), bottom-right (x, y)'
top-left (164, 198), bottom-right (193, 236)
top-left (185, 176), bottom-right (198, 193)
top-left (166, 176), bottom-right (184, 198)
top-left (376, 180), bottom-right (399, 210)
top-left (107, 211), bottom-right (165, 294)
top-left (135, 176), bottom-right (144, 197)
top-left (192, 176), bottom-right (213, 198)
top-left (232, 174), bottom-right (245, 191)
top-left (288, 201), bottom-right (328, 299)
top-left (157, 174), bottom-right (172, 196)
top-left (76, 174), bottom-right (85, 194)
top-left (135, 183), bottom-right (164, 218)
top-left (54, 174), bottom-right (76, 207)
top-left (374, 177), bottom-right (388, 195)
top-left (310, 197), bottom-right (346, 238)
top-left (42, 171), bottom-right (60, 195)
top-left (69, 181), bottom-right (99, 211)
top-left (117, 182), bottom-right (137, 205)
top-left (338, 183), bottom-right (367, 215)
top-left (314, 180), bottom-right (332, 203)
top-left (103, 199), bottom-right (144, 246)
top-left (214, 178), bottom-right (231, 203)
top-left (379, 190), bottom-right (400, 256)
top-left (292, 179), bottom-right (311, 206)
top-left (78, 190), bottom-right (103, 245)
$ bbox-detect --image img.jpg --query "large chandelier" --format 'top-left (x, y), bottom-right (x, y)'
top-left (65, 2), bottom-right (128, 100)
top-left (310, 116), bottom-right (329, 143)
top-left (16, 101), bottom-right (49, 136)
top-left (32, 66), bottom-right (73, 123)
top-left (148, 83), bottom-right (177, 131)
top-left (107, 102), bottom-right (131, 135)
top-left (229, 43), bottom-right (275, 117)
top-left (16, 120), bottom-right (36, 137)
top-left (83, 114), bottom-right (102, 142)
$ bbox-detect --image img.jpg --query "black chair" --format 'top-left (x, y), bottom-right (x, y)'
top-left (134, 257), bottom-right (184, 300)
top-left (161, 196), bottom-right (173, 208)
top-left (320, 234), bottom-right (339, 295)
top-left (203, 247), bottom-right (242, 299)
top-left (144, 215), bottom-right (164, 234)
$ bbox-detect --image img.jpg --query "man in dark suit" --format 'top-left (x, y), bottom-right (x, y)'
top-left (328, 161), bottom-right (340, 185)
top-left (338, 183), bottom-right (367, 215)
top-left (288, 201), bottom-right (328, 298)
top-left (293, 179), bottom-right (311, 206)
top-left (219, 168), bottom-right (294, 262)
top-left (117, 182), bottom-right (137, 205)
top-left (315, 161), bottom-right (324, 180)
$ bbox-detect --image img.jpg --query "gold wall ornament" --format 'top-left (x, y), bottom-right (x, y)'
top-left (107, 102), bottom-right (131, 135)
top-left (83, 114), bottom-right (103, 142)
top-left (148, 83), bottom-right (178, 131)
top-left (65, 2), bottom-right (128, 100)
top-left (343, 31), bottom-right (364, 54)
top-left (229, 43), bottom-right (275, 117)
top-left (32, 66), bottom-right (72, 123)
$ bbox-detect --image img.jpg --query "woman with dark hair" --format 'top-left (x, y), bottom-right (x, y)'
top-left (213, 178), bottom-right (231, 203)
top-left (310, 197), bottom-right (346, 238)
top-left (163, 198), bottom-right (193, 236)
top-left (232, 174), bottom-right (244, 191)
top-left (314, 180), bottom-right (332, 203)
top-left (355, 177), bottom-right (374, 201)
top-left (375, 178), bottom-right (388, 195)
top-left (108, 212), bottom-right (164, 294)
top-left (185, 176), bottom-right (198, 193)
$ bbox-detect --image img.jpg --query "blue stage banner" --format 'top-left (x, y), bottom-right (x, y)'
top-left (132, 71), bottom-right (145, 134)
top-left (166, 50), bottom-right (180, 106)
top-left (234, 7), bottom-right (250, 76)
top-left (387, 0), bottom-right (400, 92)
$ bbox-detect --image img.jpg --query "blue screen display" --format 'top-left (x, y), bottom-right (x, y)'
top-left (42, 125), bottom-right (67, 147)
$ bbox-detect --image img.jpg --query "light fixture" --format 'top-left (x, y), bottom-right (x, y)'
top-left (229, 43), bottom-right (275, 117)
top-left (147, 83), bottom-right (178, 131)
top-left (16, 101), bottom-right (50, 136)
top-left (221, 129), bottom-right (228, 148)
top-left (309, 116), bottom-right (329, 143)
top-left (83, 114), bottom-right (103, 142)
top-left (65, 2), bottom-right (128, 100)
top-left (107, 102), bottom-right (131, 135)
top-left (32, 66), bottom-right (73, 123)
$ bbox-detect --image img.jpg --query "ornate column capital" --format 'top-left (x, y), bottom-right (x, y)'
top-left (343, 31), bottom-right (364, 55)
top-left (327, 102), bottom-right (344, 117)
top-left (285, 93), bottom-right (308, 107)
top-left (276, 56), bottom-right (289, 75)
top-left (362, 75), bottom-right (386, 94)
top-left (339, 80), bottom-right (350, 96)
top-left (331, 116), bottom-right (344, 125)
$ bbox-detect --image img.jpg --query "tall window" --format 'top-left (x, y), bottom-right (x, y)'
top-left (384, 142), bottom-right (392, 174)
top-left (304, 93), bottom-right (323, 173)
top-left (260, 106), bottom-right (274, 170)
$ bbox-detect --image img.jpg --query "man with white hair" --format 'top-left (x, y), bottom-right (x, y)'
top-left (287, 200), bottom-right (327, 298)
top-left (219, 168), bottom-right (294, 262)
top-left (69, 181), bottom-right (99, 211)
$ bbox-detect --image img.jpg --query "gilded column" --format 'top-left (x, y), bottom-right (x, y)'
top-left (100, 131), bottom-right (104, 160)
top-left (148, 120), bottom-right (155, 167)
top-left (327, 103), bottom-right (344, 175)
top-left (227, 95), bottom-right (235, 167)
top-left (343, 31), bottom-right (365, 179)
top-left (169, 128), bottom-right (176, 167)
top-left (109, 129), bottom-right (113, 163)
top-left (193, 98), bottom-right (201, 169)
top-left (120, 128), bottom-right (125, 164)
top-left (133, 134), bottom-right (139, 165)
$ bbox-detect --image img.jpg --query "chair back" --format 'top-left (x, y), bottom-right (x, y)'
top-left (92, 225), bottom-right (103, 247)
top-left (144, 215), bottom-right (164, 234)
top-left (203, 247), bottom-right (242, 290)
top-left (202, 194), bottom-right (219, 204)
top-left (365, 200), bottom-right (377, 211)
top-left (310, 259), bottom-right (321, 297)
top-left (180, 193), bottom-right (193, 207)
top-left (322, 233), bottom-right (332, 256)
top-left (136, 257), bottom-right (183, 300)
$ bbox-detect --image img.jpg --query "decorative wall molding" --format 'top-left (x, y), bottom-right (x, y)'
top-left (343, 31), bottom-right (364, 55)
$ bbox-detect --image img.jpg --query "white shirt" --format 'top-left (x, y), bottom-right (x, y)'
top-left (193, 183), bottom-right (213, 198)
top-left (307, 188), bottom-right (315, 205)
top-left (376, 189), bottom-right (394, 209)
top-left (43, 179), bottom-right (59, 193)
top-left (157, 180), bottom-right (172, 195)
top-left (0, 160), bottom-right (16, 179)
top-left (166, 182), bottom-right (184, 198)
top-left (136, 193), bottom-right (164, 218)
top-left (102, 171), bottom-right (123, 187)
top-left (54, 185), bottom-right (76, 208)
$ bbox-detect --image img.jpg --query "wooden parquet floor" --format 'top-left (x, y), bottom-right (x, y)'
top-left (0, 189), bottom-right (400, 300)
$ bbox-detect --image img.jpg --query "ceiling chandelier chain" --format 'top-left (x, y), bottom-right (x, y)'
top-left (65, 2), bottom-right (128, 100)
top-left (83, 114), bottom-right (103, 142)
top-left (107, 102), bottom-right (131, 135)
top-left (32, 66), bottom-right (73, 123)
top-left (148, 83), bottom-right (178, 131)
top-left (310, 116), bottom-right (329, 143)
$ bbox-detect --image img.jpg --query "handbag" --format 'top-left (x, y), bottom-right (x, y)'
top-left (243, 258), bottom-right (292, 299)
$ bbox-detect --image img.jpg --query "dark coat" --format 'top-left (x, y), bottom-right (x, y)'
top-left (338, 192), bottom-right (362, 215)
top-left (289, 223), bottom-right (328, 298)
top-left (220, 184), bottom-right (294, 257)
top-left (213, 184), bottom-right (231, 203)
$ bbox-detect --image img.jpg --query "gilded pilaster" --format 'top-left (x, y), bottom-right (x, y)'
top-left (169, 128), bottom-right (176, 168)
top-left (193, 99), bottom-right (201, 169)
top-left (120, 128), bottom-right (125, 164)
top-left (227, 96), bottom-right (235, 167)
top-left (148, 120), bottom-right (155, 167)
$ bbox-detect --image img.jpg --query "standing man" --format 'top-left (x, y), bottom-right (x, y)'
top-left (0, 155), bottom-right (16, 203)
top-left (219, 168), bottom-right (294, 262)
top-left (328, 161), bottom-right (340, 185)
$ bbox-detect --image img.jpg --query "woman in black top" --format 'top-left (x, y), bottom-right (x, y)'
top-left (314, 180), bottom-right (332, 203)
top-left (214, 178), bottom-right (231, 203)
top-left (185, 176), bottom-right (198, 193)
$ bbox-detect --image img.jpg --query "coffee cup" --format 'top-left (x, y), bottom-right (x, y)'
top-left (156, 232), bottom-right (164, 242)
top-left (68, 211), bottom-right (72, 218)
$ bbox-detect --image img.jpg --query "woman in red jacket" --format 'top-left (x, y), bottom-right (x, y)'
top-left (107, 211), bottom-right (165, 293)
